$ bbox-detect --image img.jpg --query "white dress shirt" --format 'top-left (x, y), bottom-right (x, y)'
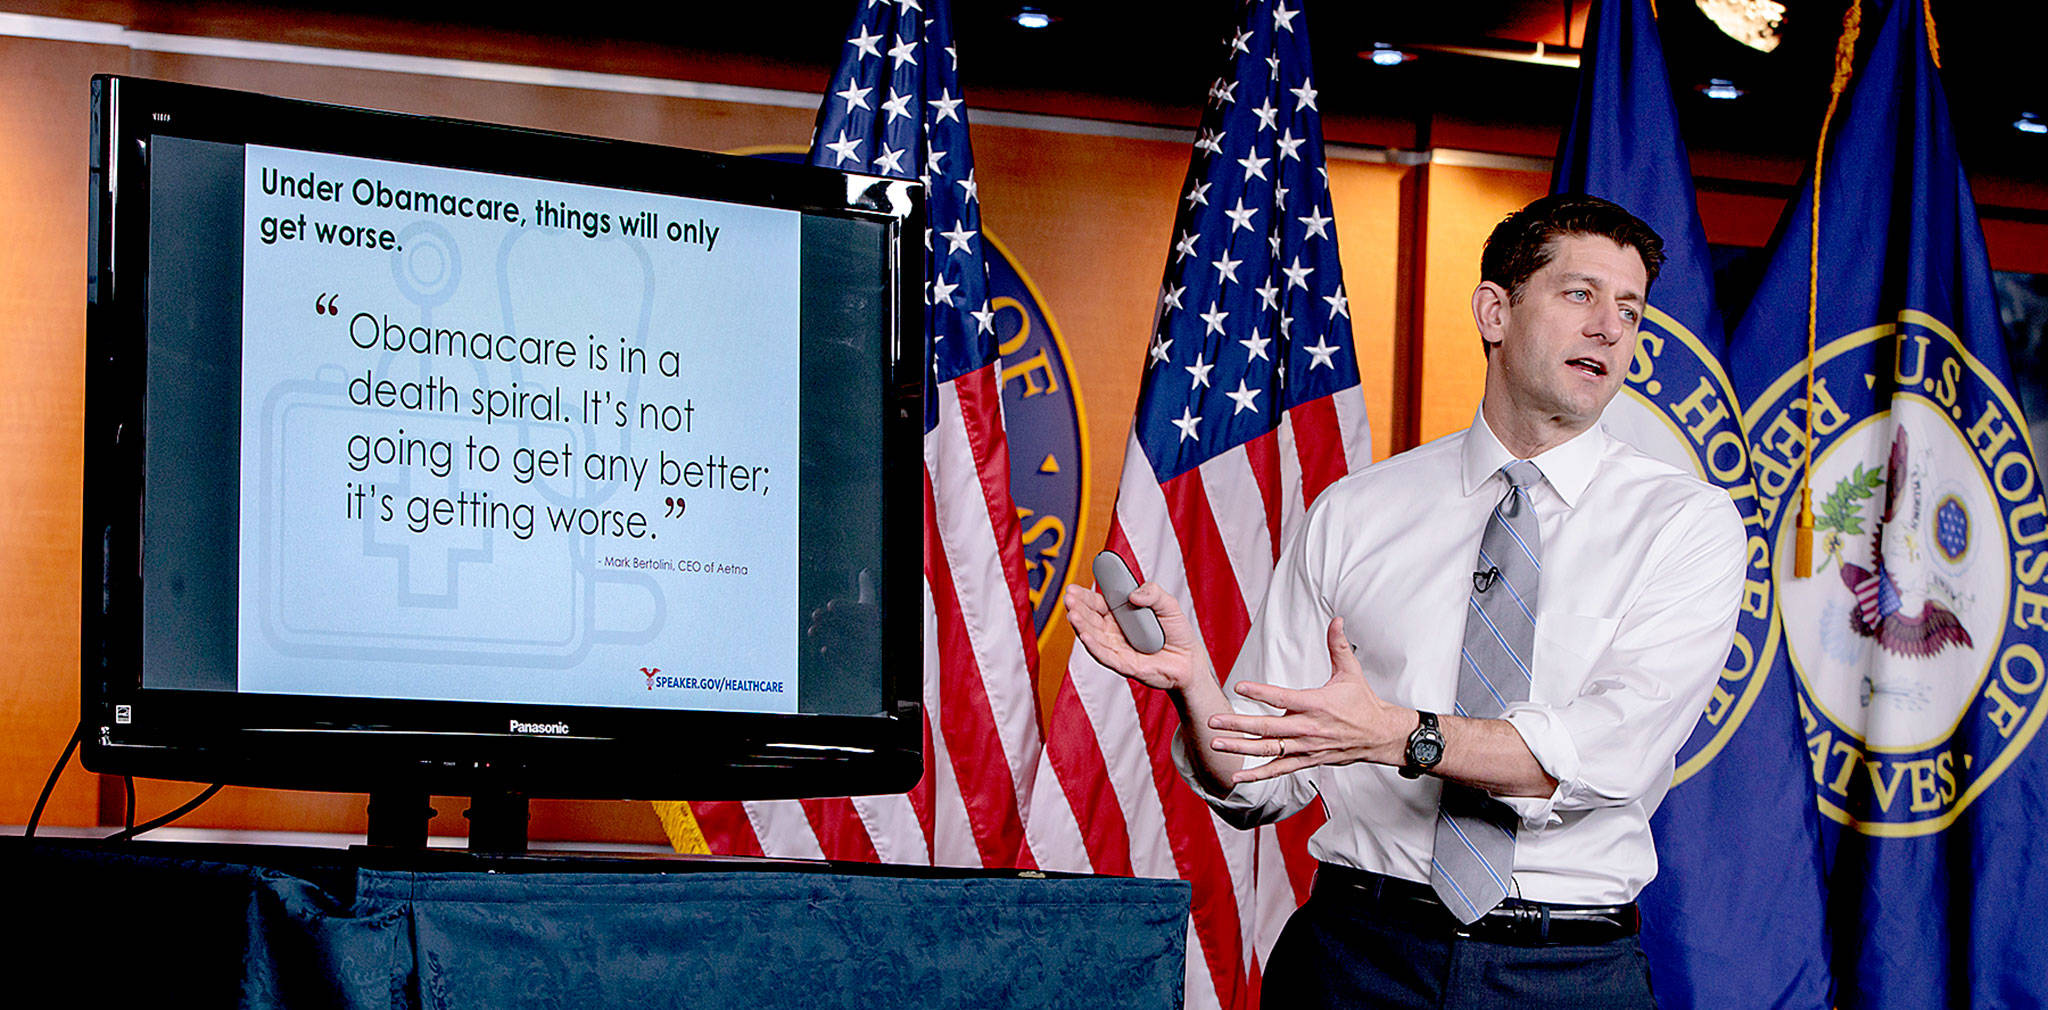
top-left (1175, 408), bottom-right (1745, 905)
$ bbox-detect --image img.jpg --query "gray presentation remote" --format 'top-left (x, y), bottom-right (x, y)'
top-left (1092, 550), bottom-right (1166, 655)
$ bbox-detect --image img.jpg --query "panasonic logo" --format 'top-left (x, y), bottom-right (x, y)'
top-left (509, 719), bottom-right (571, 735)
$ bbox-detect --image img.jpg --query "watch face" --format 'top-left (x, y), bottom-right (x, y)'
top-left (1413, 739), bottom-right (1443, 766)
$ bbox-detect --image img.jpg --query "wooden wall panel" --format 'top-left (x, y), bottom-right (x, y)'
top-left (0, 34), bottom-right (127, 831)
top-left (1415, 164), bottom-right (1548, 444)
top-left (1328, 160), bottom-right (1410, 467)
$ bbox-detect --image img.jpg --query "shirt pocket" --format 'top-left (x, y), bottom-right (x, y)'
top-left (1532, 612), bottom-right (1622, 702)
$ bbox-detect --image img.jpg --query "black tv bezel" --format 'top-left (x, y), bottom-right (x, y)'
top-left (82, 75), bottom-right (927, 802)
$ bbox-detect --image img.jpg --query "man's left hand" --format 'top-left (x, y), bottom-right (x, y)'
top-left (1206, 617), bottom-right (1411, 783)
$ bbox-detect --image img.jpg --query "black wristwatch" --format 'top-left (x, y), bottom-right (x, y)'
top-left (1400, 711), bottom-right (1444, 779)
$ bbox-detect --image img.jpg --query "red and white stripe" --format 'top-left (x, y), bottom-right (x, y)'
top-left (694, 364), bottom-right (1043, 869)
top-left (1027, 391), bottom-right (1369, 1009)
top-left (1853, 572), bottom-right (1886, 627)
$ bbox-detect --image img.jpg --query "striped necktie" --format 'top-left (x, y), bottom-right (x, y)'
top-left (1431, 459), bottom-right (1542, 924)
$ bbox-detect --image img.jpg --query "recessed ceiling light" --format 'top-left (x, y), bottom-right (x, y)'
top-left (1013, 7), bottom-right (1055, 29)
top-left (2016, 112), bottom-right (2047, 135)
top-left (1698, 78), bottom-right (1745, 101)
top-left (1365, 43), bottom-right (1413, 66)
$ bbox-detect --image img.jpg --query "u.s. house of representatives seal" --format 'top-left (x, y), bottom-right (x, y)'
top-left (1745, 310), bottom-right (2048, 835)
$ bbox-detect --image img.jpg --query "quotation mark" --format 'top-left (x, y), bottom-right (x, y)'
top-left (314, 293), bottom-right (340, 315)
top-left (663, 497), bottom-right (687, 518)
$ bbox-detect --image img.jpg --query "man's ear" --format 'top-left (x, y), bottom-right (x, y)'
top-left (1472, 280), bottom-right (1510, 350)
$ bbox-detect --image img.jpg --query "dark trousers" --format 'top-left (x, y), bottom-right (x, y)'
top-left (1260, 873), bottom-right (1656, 1009)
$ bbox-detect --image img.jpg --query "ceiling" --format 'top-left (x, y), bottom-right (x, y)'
top-left (41, 0), bottom-right (2048, 189)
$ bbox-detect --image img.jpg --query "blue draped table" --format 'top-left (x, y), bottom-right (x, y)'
top-left (3, 838), bottom-right (1189, 1008)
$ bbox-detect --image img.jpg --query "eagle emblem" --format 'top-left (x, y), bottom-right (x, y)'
top-left (1835, 427), bottom-right (1973, 658)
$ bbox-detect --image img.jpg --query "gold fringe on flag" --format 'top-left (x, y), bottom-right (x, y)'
top-left (652, 799), bottom-right (712, 854)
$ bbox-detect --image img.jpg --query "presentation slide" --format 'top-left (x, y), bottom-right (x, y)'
top-left (234, 144), bottom-right (803, 713)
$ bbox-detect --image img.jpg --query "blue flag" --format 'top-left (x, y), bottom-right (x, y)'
top-left (1552, 2), bottom-right (1833, 1006)
top-left (1728, 1), bottom-right (2048, 1005)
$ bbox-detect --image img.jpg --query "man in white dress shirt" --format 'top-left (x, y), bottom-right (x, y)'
top-left (1066, 194), bottom-right (1745, 1007)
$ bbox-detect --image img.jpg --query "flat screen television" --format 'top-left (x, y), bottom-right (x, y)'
top-left (81, 76), bottom-right (926, 846)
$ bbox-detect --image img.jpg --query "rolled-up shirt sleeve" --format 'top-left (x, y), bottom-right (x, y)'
top-left (1170, 726), bottom-right (1319, 829)
top-left (1497, 492), bottom-right (1747, 827)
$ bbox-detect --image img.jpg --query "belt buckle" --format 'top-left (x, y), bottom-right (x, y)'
top-left (1456, 903), bottom-right (1546, 944)
top-left (1506, 904), bottom-right (1545, 943)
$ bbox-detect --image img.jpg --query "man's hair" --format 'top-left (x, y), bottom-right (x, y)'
top-left (1480, 193), bottom-right (1665, 304)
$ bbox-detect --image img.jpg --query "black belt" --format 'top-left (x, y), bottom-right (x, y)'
top-left (1312, 863), bottom-right (1639, 947)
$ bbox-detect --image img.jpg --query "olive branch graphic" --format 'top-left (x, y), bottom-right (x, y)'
top-left (1814, 462), bottom-right (1884, 570)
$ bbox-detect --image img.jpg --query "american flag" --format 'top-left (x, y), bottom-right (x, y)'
top-left (1022, 1), bottom-right (1370, 1006)
top-left (1853, 566), bottom-right (1899, 626)
top-left (685, 0), bottom-right (1041, 869)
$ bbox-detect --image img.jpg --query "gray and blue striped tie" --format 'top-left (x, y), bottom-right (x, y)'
top-left (1431, 459), bottom-right (1543, 924)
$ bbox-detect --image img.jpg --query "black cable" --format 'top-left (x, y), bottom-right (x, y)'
top-left (24, 721), bottom-right (85, 839)
top-left (123, 776), bottom-right (136, 831)
top-left (105, 783), bottom-right (224, 842)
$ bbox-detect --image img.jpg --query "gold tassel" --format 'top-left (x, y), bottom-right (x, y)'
top-left (1794, 487), bottom-right (1815, 578)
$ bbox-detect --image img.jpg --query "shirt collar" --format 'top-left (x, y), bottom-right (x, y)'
top-left (1461, 405), bottom-right (1606, 508)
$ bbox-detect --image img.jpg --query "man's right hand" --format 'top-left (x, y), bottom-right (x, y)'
top-left (1063, 581), bottom-right (1201, 692)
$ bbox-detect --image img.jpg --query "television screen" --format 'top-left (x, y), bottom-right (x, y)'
top-left (83, 76), bottom-right (926, 816)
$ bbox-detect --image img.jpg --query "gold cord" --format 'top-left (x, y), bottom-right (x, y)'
top-left (1923, 0), bottom-right (1941, 68)
top-left (1796, 0), bottom-right (1864, 579)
